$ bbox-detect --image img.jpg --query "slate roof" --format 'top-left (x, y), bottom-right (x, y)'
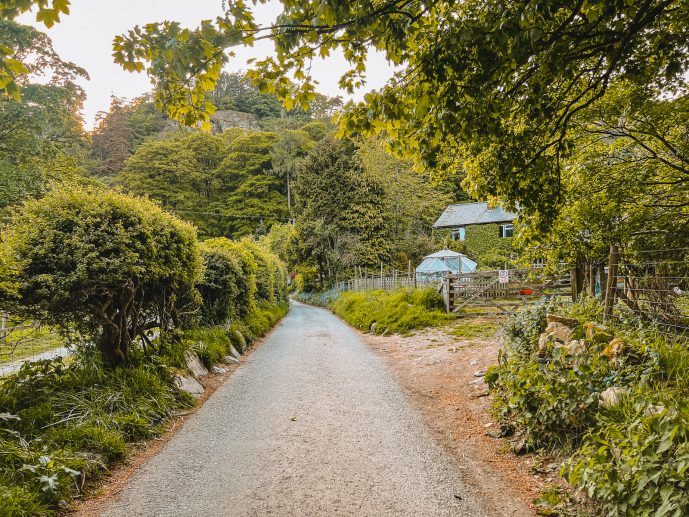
top-left (433, 202), bottom-right (517, 228)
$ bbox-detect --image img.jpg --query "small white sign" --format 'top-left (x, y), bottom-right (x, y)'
top-left (498, 270), bottom-right (509, 284)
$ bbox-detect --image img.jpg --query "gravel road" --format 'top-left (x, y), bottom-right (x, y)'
top-left (101, 301), bottom-right (484, 516)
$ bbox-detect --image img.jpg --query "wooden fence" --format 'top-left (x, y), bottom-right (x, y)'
top-left (336, 273), bottom-right (441, 292)
top-left (335, 267), bottom-right (572, 312)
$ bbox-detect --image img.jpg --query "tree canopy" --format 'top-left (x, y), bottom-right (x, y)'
top-left (98, 0), bottom-right (689, 227)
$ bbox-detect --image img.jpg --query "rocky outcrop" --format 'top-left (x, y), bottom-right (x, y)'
top-left (545, 313), bottom-right (579, 328)
top-left (599, 386), bottom-right (629, 408)
top-left (162, 109), bottom-right (261, 134)
top-left (210, 110), bottom-right (260, 133)
top-left (223, 355), bottom-right (240, 365)
top-left (229, 344), bottom-right (241, 360)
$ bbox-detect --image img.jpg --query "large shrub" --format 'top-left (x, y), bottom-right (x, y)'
top-left (197, 243), bottom-right (245, 325)
top-left (202, 237), bottom-right (257, 317)
top-left (1, 187), bottom-right (202, 366)
top-left (240, 238), bottom-right (287, 303)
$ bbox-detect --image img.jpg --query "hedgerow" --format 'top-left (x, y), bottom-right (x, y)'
top-left (487, 296), bottom-right (689, 515)
top-left (0, 188), bottom-right (290, 515)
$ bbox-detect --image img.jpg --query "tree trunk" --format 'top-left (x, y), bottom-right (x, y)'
top-left (604, 245), bottom-right (620, 321)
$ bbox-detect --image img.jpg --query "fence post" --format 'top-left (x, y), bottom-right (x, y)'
top-left (443, 273), bottom-right (451, 313)
top-left (588, 261), bottom-right (596, 295)
top-left (570, 262), bottom-right (585, 301)
top-left (604, 245), bottom-right (619, 321)
top-left (0, 313), bottom-right (5, 346)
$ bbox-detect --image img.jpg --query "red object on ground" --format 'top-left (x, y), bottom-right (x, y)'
top-left (519, 288), bottom-right (535, 296)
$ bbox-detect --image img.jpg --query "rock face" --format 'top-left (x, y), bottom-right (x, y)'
top-left (184, 351), bottom-right (209, 379)
top-left (210, 110), bottom-right (260, 133)
top-left (162, 109), bottom-right (261, 134)
top-left (173, 374), bottom-right (204, 398)
top-left (545, 313), bottom-right (579, 328)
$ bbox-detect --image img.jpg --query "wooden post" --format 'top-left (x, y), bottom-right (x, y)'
top-left (604, 245), bottom-right (619, 321)
top-left (0, 313), bottom-right (6, 346)
top-left (570, 268), bottom-right (578, 302)
top-left (588, 261), bottom-right (595, 296)
top-left (443, 273), bottom-right (451, 313)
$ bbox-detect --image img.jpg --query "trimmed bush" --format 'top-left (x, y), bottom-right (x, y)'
top-left (197, 243), bottom-right (245, 325)
top-left (1, 187), bottom-right (202, 366)
top-left (240, 238), bottom-right (287, 303)
top-left (198, 237), bottom-right (288, 327)
top-left (202, 237), bottom-right (257, 318)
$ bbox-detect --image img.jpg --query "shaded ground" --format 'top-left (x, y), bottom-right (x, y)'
top-left (87, 302), bottom-right (485, 516)
top-left (361, 317), bottom-right (557, 516)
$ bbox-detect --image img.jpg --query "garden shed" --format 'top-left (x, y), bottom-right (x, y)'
top-left (415, 249), bottom-right (477, 281)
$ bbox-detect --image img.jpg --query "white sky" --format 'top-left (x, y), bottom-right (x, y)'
top-left (18, 0), bottom-right (395, 129)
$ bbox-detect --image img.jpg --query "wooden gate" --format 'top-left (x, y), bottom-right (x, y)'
top-left (442, 268), bottom-right (571, 313)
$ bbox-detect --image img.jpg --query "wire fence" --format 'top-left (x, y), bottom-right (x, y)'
top-left (608, 248), bottom-right (689, 337)
top-left (0, 314), bottom-right (68, 376)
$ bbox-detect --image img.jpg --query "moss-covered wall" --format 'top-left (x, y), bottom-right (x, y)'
top-left (432, 224), bottom-right (516, 269)
top-left (465, 224), bottom-right (512, 257)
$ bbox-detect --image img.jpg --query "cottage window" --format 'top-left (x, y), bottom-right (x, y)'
top-left (499, 224), bottom-right (514, 238)
top-left (451, 227), bottom-right (466, 241)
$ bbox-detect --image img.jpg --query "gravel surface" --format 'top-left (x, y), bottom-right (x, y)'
top-left (101, 302), bottom-right (484, 516)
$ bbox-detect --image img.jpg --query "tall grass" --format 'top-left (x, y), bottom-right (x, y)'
top-left (330, 288), bottom-right (453, 335)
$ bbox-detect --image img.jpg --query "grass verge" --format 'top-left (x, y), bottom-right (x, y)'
top-left (330, 288), bottom-right (454, 335)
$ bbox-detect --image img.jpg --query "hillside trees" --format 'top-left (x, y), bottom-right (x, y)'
top-left (117, 128), bottom-right (314, 238)
top-left (90, 95), bottom-right (167, 180)
top-left (0, 20), bottom-right (90, 209)
top-left (357, 139), bottom-right (451, 269)
top-left (292, 137), bottom-right (391, 286)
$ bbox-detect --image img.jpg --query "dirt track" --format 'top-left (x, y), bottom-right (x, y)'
top-left (98, 302), bottom-right (485, 516)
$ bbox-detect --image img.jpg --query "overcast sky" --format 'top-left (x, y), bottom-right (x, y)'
top-left (19, 0), bottom-right (395, 129)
